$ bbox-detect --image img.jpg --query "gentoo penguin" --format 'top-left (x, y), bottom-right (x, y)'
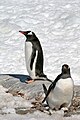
top-left (19, 31), bottom-right (52, 83)
top-left (42, 64), bottom-right (74, 111)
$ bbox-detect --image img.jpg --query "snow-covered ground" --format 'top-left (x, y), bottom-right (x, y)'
top-left (0, 0), bottom-right (80, 84)
top-left (1, 0), bottom-right (80, 119)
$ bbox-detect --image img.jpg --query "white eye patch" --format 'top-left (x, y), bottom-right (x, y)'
top-left (28, 31), bottom-right (33, 35)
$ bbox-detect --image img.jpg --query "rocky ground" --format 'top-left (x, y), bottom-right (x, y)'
top-left (0, 74), bottom-right (80, 120)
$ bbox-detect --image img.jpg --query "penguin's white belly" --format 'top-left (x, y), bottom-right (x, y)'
top-left (48, 78), bottom-right (74, 109)
top-left (25, 42), bottom-right (37, 78)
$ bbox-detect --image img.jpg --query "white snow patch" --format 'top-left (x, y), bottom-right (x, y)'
top-left (0, 0), bottom-right (80, 118)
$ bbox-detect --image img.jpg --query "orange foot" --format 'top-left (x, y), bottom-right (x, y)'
top-left (25, 79), bottom-right (34, 84)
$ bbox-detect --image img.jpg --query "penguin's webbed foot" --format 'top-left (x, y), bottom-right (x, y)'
top-left (25, 79), bottom-right (34, 84)
top-left (61, 107), bottom-right (68, 112)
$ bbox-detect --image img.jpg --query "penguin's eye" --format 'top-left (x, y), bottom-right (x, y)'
top-left (27, 32), bottom-right (33, 35)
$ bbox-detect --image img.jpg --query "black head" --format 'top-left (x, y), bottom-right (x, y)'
top-left (62, 64), bottom-right (70, 75)
top-left (19, 30), bottom-right (36, 41)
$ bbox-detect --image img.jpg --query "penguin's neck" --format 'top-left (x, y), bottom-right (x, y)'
top-left (61, 73), bottom-right (71, 79)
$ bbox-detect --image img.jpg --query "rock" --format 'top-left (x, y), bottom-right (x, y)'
top-left (0, 74), bottom-right (51, 99)
top-left (0, 74), bottom-right (80, 118)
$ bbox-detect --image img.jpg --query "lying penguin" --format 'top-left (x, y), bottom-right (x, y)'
top-left (42, 64), bottom-right (74, 112)
top-left (19, 31), bottom-right (52, 83)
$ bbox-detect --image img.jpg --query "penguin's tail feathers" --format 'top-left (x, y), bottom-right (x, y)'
top-left (46, 78), bottom-right (53, 83)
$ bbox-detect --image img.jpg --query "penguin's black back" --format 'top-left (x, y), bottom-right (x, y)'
top-left (28, 36), bottom-right (46, 77)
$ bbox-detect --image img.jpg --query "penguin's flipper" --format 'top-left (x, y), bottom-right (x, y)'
top-left (42, 84), bottom-right (48, 95)
top-left (42, 74), bottom-right (62, 103)
top-left (42, 83), bottom-right (53, 103)
top-left (30, 48), bottom-right (36, 70)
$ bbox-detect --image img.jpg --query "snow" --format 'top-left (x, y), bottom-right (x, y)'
top-left (0, 111), bottom-right (64, 120)
top-left (0, 0), bottom-right (80, 85)
top-left (0, 85), bottom-right (32, 113)
top-left (0, 0), bottom-right (80, 119)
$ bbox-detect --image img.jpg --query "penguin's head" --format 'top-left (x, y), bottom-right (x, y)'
top-left (19, 31), bottom-right (36, 41)
top-left (62, 64), bottom-right (70, 74)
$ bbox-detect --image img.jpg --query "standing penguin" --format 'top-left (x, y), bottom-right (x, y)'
top-left (42, 64), bottom-right (74, 111)
top-left (19, 31), bottom-right (51, 83)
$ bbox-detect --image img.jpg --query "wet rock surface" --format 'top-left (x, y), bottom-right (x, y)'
top-left (0, 74), bottom-right (80, 119)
